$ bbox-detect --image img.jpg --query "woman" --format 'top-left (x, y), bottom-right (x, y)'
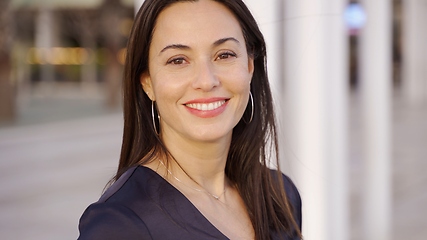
top-left (78, 0), bottom-right (302, 239)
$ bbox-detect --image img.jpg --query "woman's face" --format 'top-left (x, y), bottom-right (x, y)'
top-left (141, 0), bottom-right (254, 144)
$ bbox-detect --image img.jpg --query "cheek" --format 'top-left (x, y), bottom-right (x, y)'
top-left (223, 66), bottom-right (252, 93)
top-left (150, 74), bottom-right (185, 117)
top-left (150, 71), bottom-right (185, 99)
top-left (154, 89), bottom-right (178, 120)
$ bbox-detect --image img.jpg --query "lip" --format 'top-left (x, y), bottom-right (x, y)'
top-left (183, 97), bottom-right (229, 118)
top-left (183, 97), bottom-right (229, 104)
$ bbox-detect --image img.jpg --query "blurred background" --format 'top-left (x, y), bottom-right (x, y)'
top-left (0, 0), bottom-right (425, 239)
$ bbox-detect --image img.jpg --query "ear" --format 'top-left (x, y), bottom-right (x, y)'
top-left (248, 57), bottom-right (255, 83)
top-left (140, 72), bottom-right (155, 101)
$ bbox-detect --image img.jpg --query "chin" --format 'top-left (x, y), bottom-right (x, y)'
top-left (189, 130), bottom-right (232, 143)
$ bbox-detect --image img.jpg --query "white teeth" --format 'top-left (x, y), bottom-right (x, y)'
top-left (186, 100), bottom-right (225, 111)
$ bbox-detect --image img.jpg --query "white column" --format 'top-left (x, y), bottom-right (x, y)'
top-left (283, 1), bottom-right (349, 239)
top-left (134, 0), bottom-right (145, 15)
top-left (359, 0), bottom-right (392, 240)
top-left (403, 0), bottom-right (427, 104)
top-left (244, 0), bottom-right (285, 170)
top-left (244, 0), bottom-right (283, 104)
top-left (35, 6), bottom-right (55, 83)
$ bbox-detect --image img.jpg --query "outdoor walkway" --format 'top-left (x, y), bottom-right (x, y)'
top-left (0, 91), bottom-right (426, 239)
top-left (349, 91), bottom-right (427, 240)
top-left (0, 92), bottom-right (122, 240)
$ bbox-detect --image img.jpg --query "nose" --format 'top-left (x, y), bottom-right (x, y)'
top-left (191, 60), bottom-right (220, 91)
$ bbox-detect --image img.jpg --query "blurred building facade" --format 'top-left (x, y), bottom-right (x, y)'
top-left (1, 0), bottom-right (135, 122)
top-left (245, 0), bottom-right (425, 239)
top-left (0, 0), bottom-right (426, 239)
top-left (2, 0), bottom-right (424, 119)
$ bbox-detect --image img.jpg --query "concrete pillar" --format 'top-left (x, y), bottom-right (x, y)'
top-left (359, 0), bottom-right (392, 239)
top-left (134, 0), bottom-right (145, 15)
top-left (244, 0), bottom-right (283, 105)
top-left (0, 0), bottom-right (15, 121)
top-left (244, 0), bottom-right (286, 172)
top-left (80, 23), bottom-right (98, 89)
top-left (283, 0), bottom-right (349, 239)
top-left (35, 6), bottom-right (56, 83)
top-left (402, 0), bottom-right (427, 104)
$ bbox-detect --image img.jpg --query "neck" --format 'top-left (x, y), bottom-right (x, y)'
top-left (159, 131), bottom-right (231, 195)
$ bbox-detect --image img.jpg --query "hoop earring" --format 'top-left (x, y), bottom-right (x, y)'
top-left (243, 92), bottom-right (254, 124)
top-left (151, 101), bottom-right (159, 135)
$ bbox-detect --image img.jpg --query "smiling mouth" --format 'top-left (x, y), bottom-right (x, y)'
top-left (185, 100), bottom-right (226, 111)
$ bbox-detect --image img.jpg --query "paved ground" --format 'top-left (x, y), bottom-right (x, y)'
top-left (0, 90), bottom-right (426, 239)
top-left (0, 91), bottom-right (122, 240)
top-left (391, 96), bottom-right (427, 240)
top-left (349, 91), bottom-right (427, 240)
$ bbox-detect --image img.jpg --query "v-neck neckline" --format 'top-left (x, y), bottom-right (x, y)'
top-left (138, 165), bottom-right (230, 240)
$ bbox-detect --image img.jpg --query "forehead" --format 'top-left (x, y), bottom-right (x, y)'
top-left (151, 0), bottom-right (245, 48)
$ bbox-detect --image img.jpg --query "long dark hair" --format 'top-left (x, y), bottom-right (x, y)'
top-left (118, 0), bottom-right (301, 239)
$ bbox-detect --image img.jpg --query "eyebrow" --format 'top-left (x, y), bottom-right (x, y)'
top-left (213, 37), bottom-right (240, 46)
top-left (159, 37), bottom-right (240, 54)
top-left (160, 44), bottom-right (190, 54)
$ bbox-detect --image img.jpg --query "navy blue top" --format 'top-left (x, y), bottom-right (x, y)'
top-left (78, 166), bottom-right (301, 240)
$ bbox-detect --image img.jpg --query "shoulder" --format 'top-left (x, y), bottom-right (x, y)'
top-left (78, 202), bottom-right (153, 240)
top-left (269, 169), bottom-right (302, 229)
top-left (281, 172), bottom-right (301, 211)
top-left (98, 166), bottom-right (139, 203)
top-left (268, 169), bottom-right (301, 204)
top-left (78, 166), bottom-right (158, 240)
top-left (98, 166), bottom-right (162, 204)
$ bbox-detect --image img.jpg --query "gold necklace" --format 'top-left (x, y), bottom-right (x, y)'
top-left (159, 160), bottom-right (226, 200)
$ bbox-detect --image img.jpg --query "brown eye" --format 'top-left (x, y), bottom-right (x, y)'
top-left (167, 57), bottom-right (186, 65)
top-left (217, 52), bottom-right (237, 60)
